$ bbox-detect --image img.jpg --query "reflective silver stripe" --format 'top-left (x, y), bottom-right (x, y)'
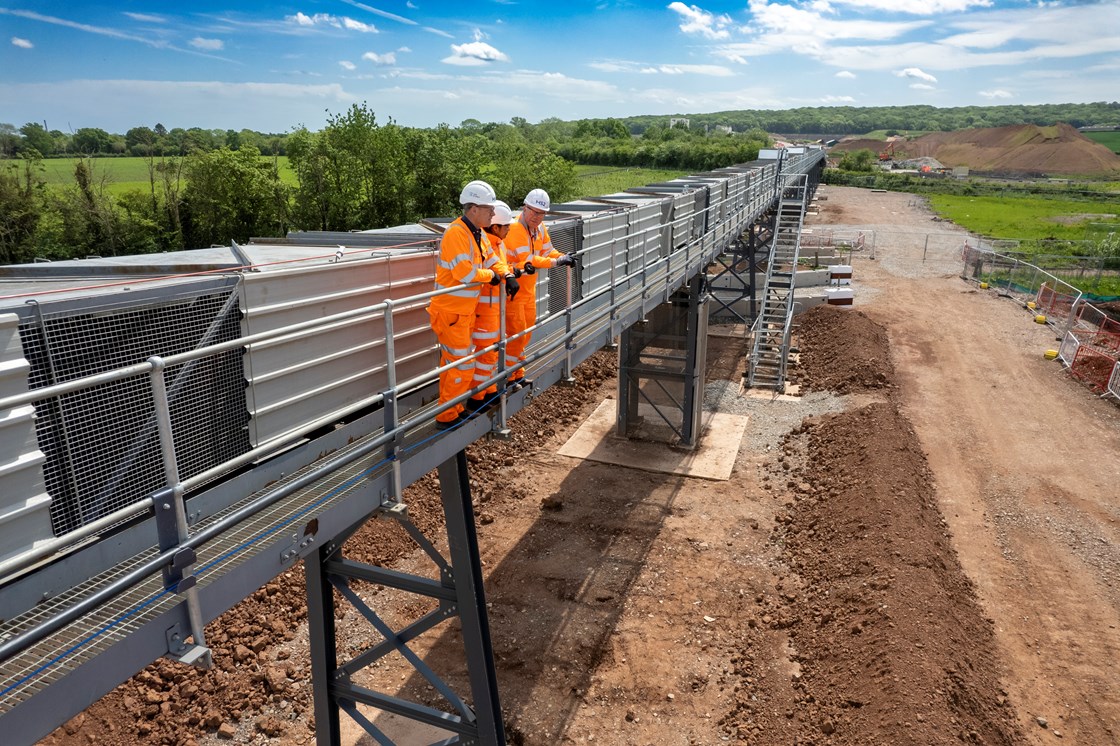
top-left (442, 344), bottom-right (472, 356)
top-left (455, 362), bottom-right (474, 372)
top-left (461, 266), bottom-right (478, 283)
top-left (474, 330), bottom-right (500, 340)
top-left (474, 360), bottom-right (495, 371)
top-left (541, 240), bottom-right (554, 254)
top-left (477, 295), bottom-right (502, 305)
top-left (449, 287), bottom-right (478, 298)
top-left (439, 252), bottom-right (473, 269)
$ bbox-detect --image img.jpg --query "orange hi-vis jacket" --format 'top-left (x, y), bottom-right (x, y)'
top-left (505, 216), bottom-right (563, 305)
top-left (476, 227), bottom-right (511, 314)
top-left (430, 216), bottom-right (510, 315)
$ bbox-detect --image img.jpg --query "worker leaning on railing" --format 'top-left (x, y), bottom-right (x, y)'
top-left (504, 188), bottom-right (577, 390)
top-left (466, 200), bottom-right (518, 412)
top-left (428, 180), bottom-right (519, 430)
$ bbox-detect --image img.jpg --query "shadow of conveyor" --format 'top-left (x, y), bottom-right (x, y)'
top-left (344, 335), bottom-right (751, 745)
top-left (349, 445), bottom-right (691, 745)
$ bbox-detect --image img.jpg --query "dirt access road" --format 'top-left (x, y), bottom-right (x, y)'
top-left (818, 187), bottom-right (1120, 744)
top-left (42, 186), bottom-right (1120, 746)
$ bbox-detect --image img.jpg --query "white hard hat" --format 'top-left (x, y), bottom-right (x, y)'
top-left (491, 200), bottom-right (514, 225)
top-left (460, 180), bottom-right (498, 207)
top-left (523, 188), bottom-right (550, 212)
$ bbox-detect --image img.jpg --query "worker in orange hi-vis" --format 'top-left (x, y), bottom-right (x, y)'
top-left (504, 188), bottom-right (577, 390)
top-left (466, 200), bottom-right (519, 412)
top-left (428, 181), bottom-right (519, 430)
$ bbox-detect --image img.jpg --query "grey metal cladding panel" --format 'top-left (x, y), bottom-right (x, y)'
top-left (0, 313), bottom-right (54, 564)
top-left (240, 253), bottom-right (438, 446)
top-left (580, 213), bottom-right (625, 297)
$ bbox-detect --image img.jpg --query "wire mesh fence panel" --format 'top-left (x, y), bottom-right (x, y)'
top-left (1076, 302), bottom-right (1120, 336)
top-left (1109, 361), bottom-right (1120, 400)
top-left (19, 287), bottom-right (249, 537)
top-left (1059, 332), bottom-right (1081, 366)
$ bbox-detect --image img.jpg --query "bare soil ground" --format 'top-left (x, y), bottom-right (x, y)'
top-left (42, 186), bottom-right (1120, 745)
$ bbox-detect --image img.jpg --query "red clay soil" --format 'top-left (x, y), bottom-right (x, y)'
top-left (830, 123), bottom-right (1120, 177)
top-left (791, 305), bottom-right (894, 394)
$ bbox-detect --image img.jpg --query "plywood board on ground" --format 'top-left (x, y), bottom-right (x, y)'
top-left (557, 399), bottom-right (748, 480)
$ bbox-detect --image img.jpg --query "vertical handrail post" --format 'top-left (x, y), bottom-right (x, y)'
top-left (149, 356), bottom-right (210, 665)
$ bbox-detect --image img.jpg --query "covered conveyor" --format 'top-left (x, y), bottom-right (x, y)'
top-left (0, 148), bottom-right (824, 746)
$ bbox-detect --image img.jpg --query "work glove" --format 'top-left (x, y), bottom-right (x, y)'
top-left (521, 262), bottom-right (536, 275)
top-left (555, 254), bottom-right (577, 268)
top-left (488, 272), bottom-right (502, 286)
top-left (504, 274), bottom-right (520, 300)
top-left (510, 265), bottom-right (522, 279)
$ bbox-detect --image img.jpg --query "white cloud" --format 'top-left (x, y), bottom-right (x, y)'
top-left (442, 41), bottom-right (509, 66)
top-left (979, 88), bottom-right (1013, 99)
top-left (821, 95), bottom-right (857, 103)
top-left (715, 0), bottom-right (1120, 77)
top-left (910, 82), bottom-right (936, 90)
top-left (122, 12), bottom-right (168, 23)
top-left (835, 70), bottom-right (856, 79)
top-left (339, 0), bottom-right (418, 26)
top-left (424, 26), bottom-right (454, 39)
top-left (339, 60), bottom-right (357, 70)
top-left (668, 2), bottom-right (733, 40)
top-left (0, 7), bottom-right (234, 60)
top-left (363, 51), bottom-right (397, 65)
top-left (286, 13), bottom-right (378, 33)
top-left (11, 36), bottom-right (33, 48)
top-left (344, 18), bottom-right (377, 33)
top-left (398, 46), bottom-right (412, 53)
top-left (825, 0), bottom-right (991, 13)
top-left (896, 67), bottom-right (937, 82)
top-left (407, 1), bottom-right (418, 8)
top-left (190, 37), bottom-right (224, 51)
top-left (590, 58), bottom-right (734, 76)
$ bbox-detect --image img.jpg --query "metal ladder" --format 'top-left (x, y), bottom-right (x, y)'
top-left (747, 174), bottom-right (809, 390)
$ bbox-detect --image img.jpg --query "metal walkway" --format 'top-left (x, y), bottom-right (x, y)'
top-left (747, 174), bottom-right (810, 390)
top-left (0, 151), bottom-right (824, 746)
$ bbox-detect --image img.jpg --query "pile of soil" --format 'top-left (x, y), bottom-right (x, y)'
top-left (793, 305), bottom-right (894, 393)
top-left (741, 403), bottom-right (1023, 744)
top-left (829, 123), bottom-right (1120, 176)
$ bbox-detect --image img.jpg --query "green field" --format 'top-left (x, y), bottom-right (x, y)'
top-left (573, 165), bottom-right (689, 198)
top-left (32, 155), bottom-right (296, 195)
top-left (31, 159), bottom-right (673, 200)
top-left (928, 193), bottom-right (1118, 242)
top-left (1083, 130), bottom-right (1120, 155)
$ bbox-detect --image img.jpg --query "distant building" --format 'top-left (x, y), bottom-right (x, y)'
top-left (713, 125), bottom-right (733, 134)
top-left (669, 117), bottom-right (690, 129)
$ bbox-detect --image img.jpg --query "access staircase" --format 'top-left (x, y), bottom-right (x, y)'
top-left (747, 175), bottom-right (809, 390)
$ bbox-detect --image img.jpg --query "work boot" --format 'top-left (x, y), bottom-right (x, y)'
top-left (435, 415), bottom-right (463, 431)
top-left (464, 397), bottom-right (488, 412)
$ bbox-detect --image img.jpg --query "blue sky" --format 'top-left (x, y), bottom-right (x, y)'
top-left (1, 0), bottom-right (1118, 134)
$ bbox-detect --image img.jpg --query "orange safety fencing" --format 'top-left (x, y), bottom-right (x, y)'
top-left (1070, 344), bottom-right (1118, 394)
top-left (1037, 282), bottom-right (1078, 319)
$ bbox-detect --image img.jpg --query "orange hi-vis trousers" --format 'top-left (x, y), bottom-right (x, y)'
top-left (470, 305), bottom-right (502, 400)
top-left (505, 299), bottom-right (533, 382)
top-left (428, 307), bottom-right (475, 423)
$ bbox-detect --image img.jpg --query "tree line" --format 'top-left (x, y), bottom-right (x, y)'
top-left (6, 102), bottom-right (1117, 162)
top-left (0, 105), bottom-right (576, 264)
top-left (0, 122), bottom-right (289, 159)
top-left (5, 100), bottom-right (1120, 264)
